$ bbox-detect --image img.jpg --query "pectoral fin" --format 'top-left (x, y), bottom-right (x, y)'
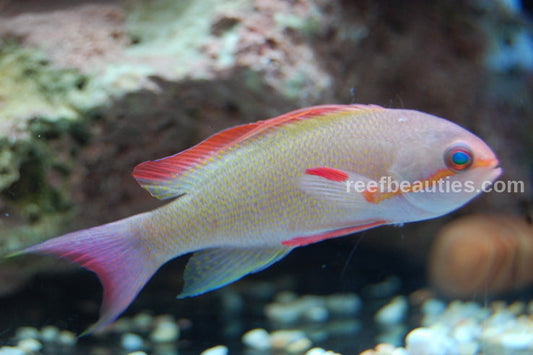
top-left (178, 246), bottom-right (292, 298)
top-left (298, 167), bottom-right (382, 209)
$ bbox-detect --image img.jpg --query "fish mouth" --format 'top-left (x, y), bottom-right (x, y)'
top-left (487, 160), bottom-right (503, 181)
top-left (474, 157), bottom-right (502, 182)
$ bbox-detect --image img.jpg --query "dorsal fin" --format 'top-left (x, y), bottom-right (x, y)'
top-left (132, 104), bottom-right (383, 199)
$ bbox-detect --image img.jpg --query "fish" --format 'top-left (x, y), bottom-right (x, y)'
top-left (11, 104), bottom-right (502, 333)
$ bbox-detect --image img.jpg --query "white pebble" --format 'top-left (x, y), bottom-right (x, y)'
top-left (0, 346), bottom-right (25, 355)
top-left (57, 330), bottom-right (77, 346)
top-left (16, 338), bottom-right (42, 352)
top-left (286, 337), bottom-right (313, 353)
top-left (40, 325), bottom-right (60, 342)
top-left (150, 320), bottom-right (180, 343)
top-left (456, 342), bottom-right (479, 355)
top-left (112, 317), bottom-right (133, 333)
top-left (326, 293), bottom-right (362, 315)
top-left (264, 303), bottom-right (301, 323)
top-left (498, 333), bottom-right (533, 349)
top-left (132, 312), bottom-right (153, 331)
top-left (375, 296), bottom-right (408, 326)
top-left (121, 333), bottom-right (144, 351)
top-left (508, 301), bottom-right (525, 315)
top-left (270, 330), bottom-right (307, 349)
top-left (15, 327), bottom-right (39, 340)
top-left (304, 306), bottom-right (329, 322)
top-left (451, 320), bottom-right (480, 343)
top-left (200, 345), bottom-right (228, 355)
top-left (405, 327), bottom-right (458, 355)
top-left (376, 324), bottom-right (408, 346)
top-left (127, 352), bottom-right (148, 355)
top-left (306, 348), bottom-right (327, 355)
top-left (242, 328), bottom-right (271, 350)
top-left (422, 299), bottom-right (446, 317)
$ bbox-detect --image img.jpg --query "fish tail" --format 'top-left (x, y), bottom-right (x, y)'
top-left (19, 212), bottom-right (165, 335)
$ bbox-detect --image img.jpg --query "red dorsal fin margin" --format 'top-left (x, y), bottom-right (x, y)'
top-left (132, 104), bottom-right (382, 185)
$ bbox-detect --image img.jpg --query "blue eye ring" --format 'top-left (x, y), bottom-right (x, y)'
top-left (445, 144), bottom-right (473, 172)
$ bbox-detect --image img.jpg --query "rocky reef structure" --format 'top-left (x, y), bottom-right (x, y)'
top-left (0, 0), bottom-right (530, 296)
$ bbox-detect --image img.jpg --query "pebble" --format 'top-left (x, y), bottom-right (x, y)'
top-left (242, 328), bottom-right (271, 350)
top-left (265, 302), bottom-right (302, 323)
top-left (57, 330), bottom-right (77, 346)
top-left (220, 289), bottom-right (244, 314)
top-left (303, 306), bottom-right (329, 322)
top-left (200, 345), bottom-right (228, 355)
top-left (132, 312), bottom-right (154, 332)
top-left (375, 296), bottom-right (408, 326)
top-left (497, 333), bottom-right (533, 349)
top-left (14, 327), bottom-right (39, 340)
top-left (286, 337), bottom-right (312, 353)
top-left (360, 343), bottom-right (408, 355)
top-left (450, 319), bottom-right (480, 343)
top-left (40, 325), bottom-right (60, 342)
top-left (375, 324), bottom-right (408, 346)
top-left (405, 327), bottom-right (458, 355)
top-left (127, 352), bottom-right (148, 355)
top-left (274, 290), bottom-right (298, 303)
top-left (363, 276), bottom-right (402, 298)
top-left (16, 338), bottom-right (42, 352)
top-left (0, 347), bottom-right (25, 355)
top-left (111, 317), bottom-right (133, 333)
top-left (508, 301), bottom-right (526, 315)
top-left (306, 348), bottom-right (327, 355)
top-left (305, 348), bottom-right (342, 355)
top-left (270, 329), bottom-right (308, 349)
top-left (422, 299), bottom-right (446, 317)
top-left (121, 332), bottom-right (144, 351)
top-left (149, 318), bottom-right (180, 343)
top-left (265, 292), bottom-right (362, 323)
top-left (325, 293), bottom-right (362, 315)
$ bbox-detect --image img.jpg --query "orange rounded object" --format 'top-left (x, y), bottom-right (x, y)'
top-left (429, 215), bottom-right (533, 298)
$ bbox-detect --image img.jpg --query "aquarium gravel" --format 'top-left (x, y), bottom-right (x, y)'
top-left (3, 286), bottom-right (533, 354)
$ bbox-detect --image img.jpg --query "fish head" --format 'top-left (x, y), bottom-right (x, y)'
top-left (388, 110), bottom-right (502, 217)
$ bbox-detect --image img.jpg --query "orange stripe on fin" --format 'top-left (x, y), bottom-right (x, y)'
top-left (282, 220), bottom-right (387, 247)
top-left (132, 104), bottom-right (382, 195)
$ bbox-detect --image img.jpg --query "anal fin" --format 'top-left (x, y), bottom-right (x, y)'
top-left (178, 246), bottom-right (292, 298)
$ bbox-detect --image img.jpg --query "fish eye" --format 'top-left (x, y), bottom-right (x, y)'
top-left (444, 144), bottom-right (473, 172)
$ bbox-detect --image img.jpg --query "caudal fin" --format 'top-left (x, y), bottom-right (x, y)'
top-left (18, 213), bottom-right (166, 334)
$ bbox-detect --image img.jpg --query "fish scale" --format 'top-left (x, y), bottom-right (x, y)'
top-left (11, 104), bottom-right (501, 334)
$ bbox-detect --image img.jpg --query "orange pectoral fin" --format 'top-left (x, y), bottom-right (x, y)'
top-left (282, 220), bottom-right (388, 247)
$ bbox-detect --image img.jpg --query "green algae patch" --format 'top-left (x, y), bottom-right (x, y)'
top-left (0, 142), bottom-right (19, 192)
top-left (0, 43), bottom-right (90, 135)
top-left (125, 0), bottom-right (250, 77)
top-left (0, 43), bottom-right (93, 254)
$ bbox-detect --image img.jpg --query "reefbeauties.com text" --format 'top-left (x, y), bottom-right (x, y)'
top-left (345, 176), bottom-right (524, 194)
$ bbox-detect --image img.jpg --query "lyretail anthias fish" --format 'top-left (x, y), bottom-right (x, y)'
top-left (14, 104), bottom-right (502, 333)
